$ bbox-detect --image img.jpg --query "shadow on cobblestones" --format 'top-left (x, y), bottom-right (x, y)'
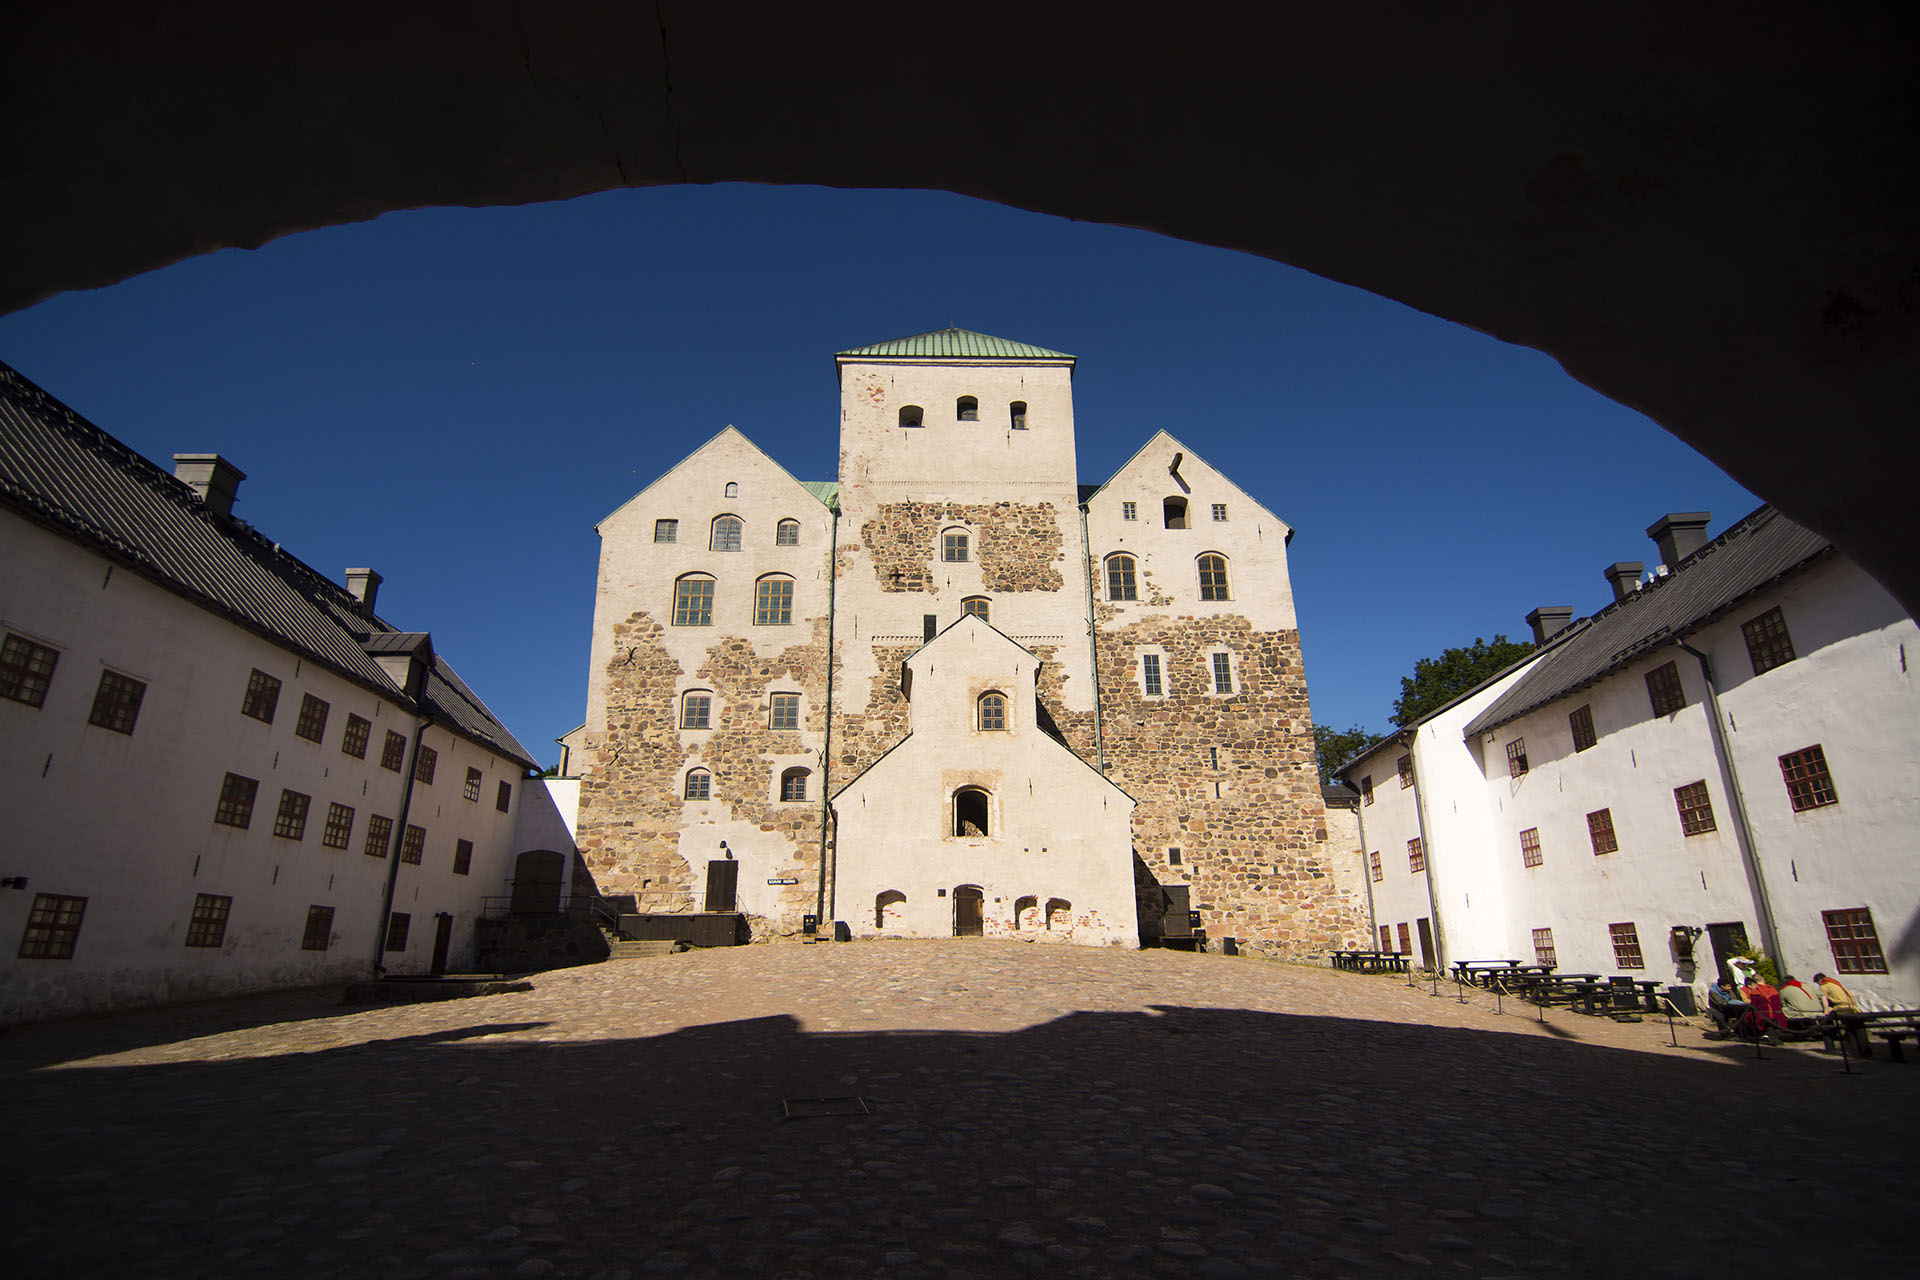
top-left (5, 985), bottom-right (1915, 1280)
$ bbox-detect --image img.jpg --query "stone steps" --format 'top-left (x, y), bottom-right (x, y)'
top-left (603, 937), bottom-right (679, 960)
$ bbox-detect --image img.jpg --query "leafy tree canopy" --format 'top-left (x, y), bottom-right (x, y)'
top-left (1391, 634), bottom-right (1535, 728)
top-left (1313, 723), bottom-right (1380, 787)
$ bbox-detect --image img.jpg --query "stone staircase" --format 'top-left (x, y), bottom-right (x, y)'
top-left (596, 918), bottom-right (680, 961)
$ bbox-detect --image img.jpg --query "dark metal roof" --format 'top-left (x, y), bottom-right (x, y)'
top-left (0, 359), bottom-right (540, 770)
top-left (1463, 505), bottom-right (1831, 738)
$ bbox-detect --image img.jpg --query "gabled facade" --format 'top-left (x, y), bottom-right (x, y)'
top-left (575, 329), bottom-right (1363, 954)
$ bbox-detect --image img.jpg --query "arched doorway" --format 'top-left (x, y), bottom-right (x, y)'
top-left (508, 849), bottom-right (566, 916)
top-left (954, 787), bottom-right (991, 837)
top-left (953, 886), bottom-right (984, 937)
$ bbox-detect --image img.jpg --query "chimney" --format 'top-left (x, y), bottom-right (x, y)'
top-left (345, 568), bottom-right (383, 618)
top-left (1526, 605), bottom-right (1574, 645)
top-left (172, 454), bottom-right (246, 518)
top-left (1646, 512), bottom-right (1712, 569)
top-left (1604, 561), bottom-right (1646, 602)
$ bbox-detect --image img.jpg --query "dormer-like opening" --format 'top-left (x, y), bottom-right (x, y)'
top-left (1009, 400), bottom-right (1028, 430)
top-left (724, 481), bottom-right (738, 498)
top-left (899, 405), bottom-right (924, 428)
top-left (954, 787), bottom-right (991, 837)
top-left (1164, 496), bottom-right (1189, 528)
top-left (956, 395), bottom-right (979, 421)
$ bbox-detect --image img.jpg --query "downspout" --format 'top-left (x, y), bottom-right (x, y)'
top-left (1351, 775), bottom-right (1379, 944)
top-left (815, 507), bottom-right (839, 930)
top-left (1405, 730), bottom-right (1447, 970)
top-left (373, 710), bottom-right (431, 978)
top-left (1677, 639), bottom-right (1785, 972)
top-left (1079, 504), bottom-right (1105, 772)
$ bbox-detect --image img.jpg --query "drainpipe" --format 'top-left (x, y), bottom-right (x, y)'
top-left (1079, 504), bottom-right (1105, 772)
top-left (1676, 639), bottom-right (1785, 972)
top-left (815, 508), bottom-right (839, 930)
top-left (1404, 730), bottom-right (1447, 970)
top-left (373, 712), bottom-right (431, 978)
top-left (1350, 774), bottom-right (1379, 944)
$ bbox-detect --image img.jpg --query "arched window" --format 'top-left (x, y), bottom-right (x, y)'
top-left (956, 395), bottom-right (978, 421)
top-left (962, 596), bottom-right (990, 621)
top-left (876, 889), bottom-right (906, 929)
top-left (672, 574), bottom-right (715, 626)
top-left (754, 575), bottom-right (794, 625)
top-left (710, 514), bottom-right (743, 551)
top-left (954, 787), bottom-right (991, 837)
top-left (779, 767), bottom-right (809, 802)
top-left (1198, 553), bottom-right (1231, 601)
top-left (724, 481), bottom-right (738, 498)
top-left (680, 690), bottom-right (713, 730)
top-left (1009, 400), bottom-right (1028, 430)
top-left (683, 768), bottom-right (711, 801)
top-left (977, 691), bottom-right (1007, 732)
top-left (899, 405), bottom-right (924, 428)
top-left (775, 518), bottom-right (800, 546)
top-left (1164, 496), bottom-right (1189, 529)
top-left (1106, 553), bottom-right (1138, 601)
top-left (1014, 894), bottom-right (1039, 931)
top-left (768, 692), bottom-right (800, 730)
top-left (941, 529), bottom-right (970, 563)
top-left (1045, 898), bottom-right (1072, 931)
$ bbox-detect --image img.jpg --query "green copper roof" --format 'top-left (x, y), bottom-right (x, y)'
top-left (836, 328), bottom-right (1073, 360)
top-left (799, 480), bottom-right (839, 510)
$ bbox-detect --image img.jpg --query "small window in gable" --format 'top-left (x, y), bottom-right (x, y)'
top-left (684, 768), bottom-right (712, 801)
top-left (899, 405), bottom-right (924, 428)
top-left (654, 518), bottom-right (677, 543)
top-left (954, 787), bottom-right (991, 836)
top-left (962, 596), bottom-right (990, 621)
top-left (977, 691), bottom-right (1007, 732)
top-left (956, 395), bottom-right (978, 421)
top-left (1122, 501), bottom-right (1137, 521)
top-left (724, 482), bottom-right (738, 498)
top-left (776, 519), bottom-right (800, 546)
top-left (1009, 400), bottom-right (1027, 429)
top-left (1212, 503), bottom-right (1228, 522)
top-left (942, 529), bottom-right (970, 563)
top-left (711, 514), bottom-right (743, 551)
top-left (1164, 496), bottom-right (1188, 528)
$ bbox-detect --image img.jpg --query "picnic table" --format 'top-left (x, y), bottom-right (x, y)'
top-left (1331, 949), bottom-right (1411, 975)
top-left (1513, 971), bottom-right (1600, 1006)
top-left (1832, 1009), bottom-right (1920, 1059)
top-left (1568, 977), bottom-right (1664, 1015)
top-left (1452, 959), bottom-right (1526, 987)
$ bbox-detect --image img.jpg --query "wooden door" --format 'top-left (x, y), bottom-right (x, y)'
top-left (953, 886), bottom-right (984, 937)
top-left (429, 913), bottom-right (453, 975)
top-left (1416, 918), bottom-right (1436, 971)
top-left (1707, 921), bottom-right (1749, 982)
top-left (705, 860), bottom-right (739, 912)
top-left (508, 849), bottom-right (565, 916)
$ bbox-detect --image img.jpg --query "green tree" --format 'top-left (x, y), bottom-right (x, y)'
top-left (1391, 634), bottom-right (1536, 728)
top-left (1313, 723), bottom-right (1380, 787)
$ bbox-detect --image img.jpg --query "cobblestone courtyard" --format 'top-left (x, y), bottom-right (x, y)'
top-left (4, 941), bottom-right (1914, 1279)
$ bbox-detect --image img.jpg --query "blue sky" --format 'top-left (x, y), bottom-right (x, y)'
top-left (0, 184), bottom-right (1756, 762)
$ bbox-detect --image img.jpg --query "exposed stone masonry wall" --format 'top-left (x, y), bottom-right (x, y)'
top-left (860, 501), bottom-right (1065, 594)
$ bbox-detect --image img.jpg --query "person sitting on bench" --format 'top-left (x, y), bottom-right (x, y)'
top-left (1814, 972), bottom-right (1858, 1015)
top-left (1707, 975), bottom-right (1750, 1034)
top-left (1779, 975), bottom-right (1823, 1019)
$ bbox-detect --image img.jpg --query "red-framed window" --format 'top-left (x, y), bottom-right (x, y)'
top-left (1519, 827), bottom-right (1543, 868)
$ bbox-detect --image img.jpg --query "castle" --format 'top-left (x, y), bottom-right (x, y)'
top-left (574, 329), bottom-right (1359, 955)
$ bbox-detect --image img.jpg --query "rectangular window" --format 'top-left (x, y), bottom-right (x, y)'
top-left (673, 577), bottom-right (714, 626)
top-left (780, 770), bottom-right (808, 802)
top-left (322, 802), bottom-right (355, 849)
top-left (1368, 850), bottom-right (1382, 882)
top-left (1779, 744), bottom-right (1838, 811)
top-left (0, 633), bottom-right (59, 707)
top-left (1397, 922), bottom-right (1411, 953)
top-left (380, 729), bottom-right (407, 772)
top-left (294, 692), bottom-right (330, 743)
top-left (364, 814), bottom-right (393, 859)
top-left (496, 780), bottom-right (512, 813)
top-left (1822, 907), bottom-right (1888, 974)
top-left (1211, 652), bottom-right (1233, 694)
top-left (1122, 501), bottom-right (1137, 521)
top-left (942, 532), bottom-right (969, 563)
top-left (1407, 837), bottom-right (1425, 873)
top-left (1167, 847), bottom-right (1182, 865)
top-left (1646, 660), bottom-right (1686, 716)
top-left (185, 893), bottom-right (232, 948)
top-left (341, 713), bottom-right (371, 759)
top-left (1519, 827), bottom-right (1543, 868)
top-left (769, 692), bottom-right (800, 731)
top-left (301, 905), bottom-right (334, 951)
top-left (1532, 927), bottom-right (1557, 968)
top-left (1211, 503), bottom-right (1228, 522)
top-left (1141, 653), bottom-right (1163, 697)
top-left (1397, 754), bottom-right (1413, 789)
top-left (776, 520), bottom-right (800, 546)
top-left (18, 893), bottom-right (87, 959)
top-left (1107, 557), bottom-right (1138, 601)
top-left (681, 693), bottom-right (711, 730)
top-left (413, 744), bottom-right (438, 784)
top-left (1609, 922), bottom-right (1646, 970)
top-left (1742, 606), bottom-right (1796, 675)
top-left (1587, 808), bottom-right (1618, 854)
top-left (1360, 775), bottom-right (1374, 806)
top-left (242, 668), bottom-right (281, 723)
top-left (272, 789), bottom-right (311, 840)
top-left (385, 912), bottom-right (411, 952)
top-left (214, 772), bottom-right (259, 828)
top-left (1569, 704), bottom-right (1596, 753)
top-left (755, 578), bottom-right (794, 626)
top-left (464, 766), bottom-right (483, 801)
top-left (1379, 923), bottom-right (1392, 951)
top-left (1674, 780), bottom-right (1717, 835)
top-left (654, 518), bottom-right (678, 543)
top-left (453, 838), bottom-right (473, 876)
top-left (400, 824), bottom-right (425, 865)
top-left (88, 670), bottom-right (147, 734)
top-left (1506, 738), bottom-right (1530, 776)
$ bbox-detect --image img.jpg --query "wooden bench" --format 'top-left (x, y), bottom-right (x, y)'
top-left (1833, 1009), bottom-right (1920, 1058)
top-left (1875, 1028), bottom-right (1919, 1062)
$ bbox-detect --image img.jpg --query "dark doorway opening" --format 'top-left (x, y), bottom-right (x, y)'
top-left (430, 913), bottom-right (453, 975)
top-left (508, 849), bottom-right (565, 915)
top-left (954, 886), bottom-right (984, 937)
top-left (954, 787), bottom-right (990, 837)
top-left (1706, 921), bottom-right (1750, 983)
top-left (706, 860), bottom-right (739, 913)
top-left (1416, 917), bottom-right (1435, 971)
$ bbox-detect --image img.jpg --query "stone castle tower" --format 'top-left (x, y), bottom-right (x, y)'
top-left (574, 329), bottom-right (1359, 955)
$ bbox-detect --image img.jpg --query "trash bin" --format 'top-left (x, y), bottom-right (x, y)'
top-left (1665, 985), bottom-right (1696, 1016)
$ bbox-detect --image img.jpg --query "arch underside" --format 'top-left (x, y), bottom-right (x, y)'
top-left (4, 4), bottom-right (1915, 614)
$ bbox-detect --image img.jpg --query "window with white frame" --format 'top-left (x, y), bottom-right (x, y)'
top-left (1121, 501), bottom-right (1137, 521)
top-left (769, 692), bottom-right (800, 731)
top-left (1210, 652), bottom-right (1233, 695)
top-left (1140, 653), bottom-right (1163, 697)
top-left (681, 691), bottom-right (712, 730)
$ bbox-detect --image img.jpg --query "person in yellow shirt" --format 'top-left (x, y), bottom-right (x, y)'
top-left (1813, 972), bottom-right (1858, 1014)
